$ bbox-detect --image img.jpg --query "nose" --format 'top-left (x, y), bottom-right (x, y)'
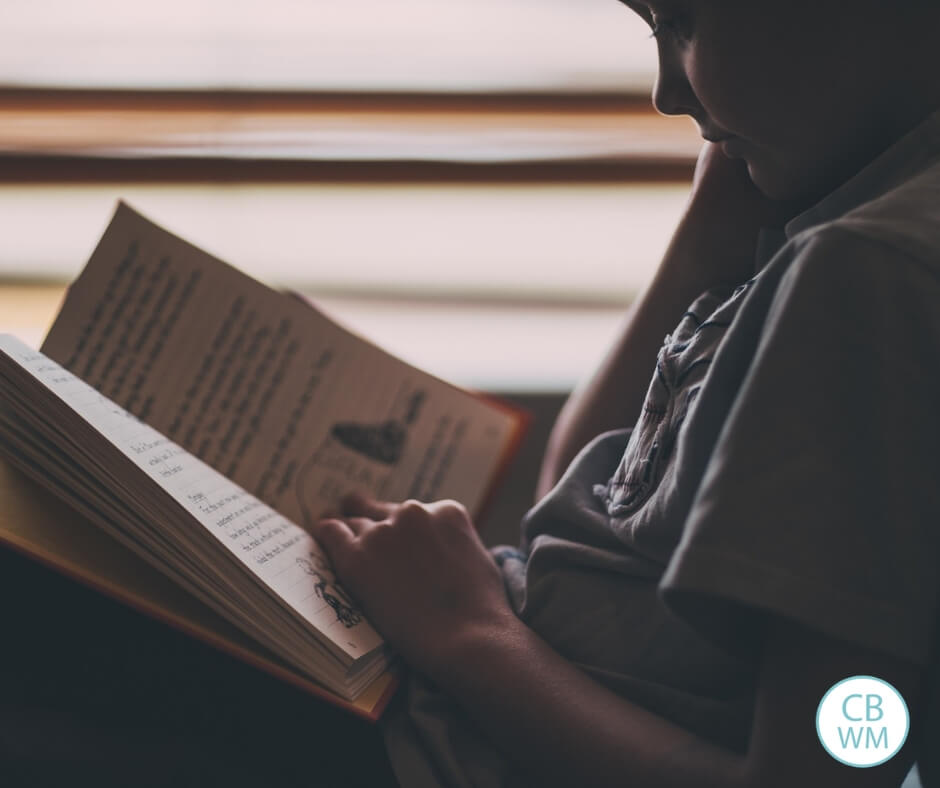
top-left (651, 46), bottom-right (700, 119)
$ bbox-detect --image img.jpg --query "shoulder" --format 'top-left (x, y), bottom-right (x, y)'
top-left (839, 157), bottom-right (940, 263)
top-left (758, 208), bottom-right (940, 343)
top-left (783, 159), bottom-right (940, 288)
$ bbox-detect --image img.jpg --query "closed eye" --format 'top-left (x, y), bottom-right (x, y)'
top-left (618, 0), bottom-right (691, 43)
top-left (648, 17), bottom-right (680, 39)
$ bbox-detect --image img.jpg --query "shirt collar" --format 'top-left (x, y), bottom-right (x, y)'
top-left (785, 106), bottom-right (940, 240)
top-left (754, 227), bottom-right (787, 272)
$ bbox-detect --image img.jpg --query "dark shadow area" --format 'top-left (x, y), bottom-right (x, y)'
top-left (0, 389), bottom-right (565, 786)
top-left (475, 390), bottom-right (566, 547)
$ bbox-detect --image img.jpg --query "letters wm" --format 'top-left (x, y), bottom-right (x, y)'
top-left (816, 676), bottom-right (910, 767)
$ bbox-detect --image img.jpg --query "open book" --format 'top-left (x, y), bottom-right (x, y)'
top-left (0, 203), bottom-right (526, 720)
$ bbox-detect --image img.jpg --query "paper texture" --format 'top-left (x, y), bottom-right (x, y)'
top-left (0, 456), bottom-right (397, 720)
top-left (42, 204), bottom-right (520, 528)
top-left (0, 334), bottom-right (382, 661)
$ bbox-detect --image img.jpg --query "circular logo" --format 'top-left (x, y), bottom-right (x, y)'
top-left (816, 676), bottom-right (910, 767)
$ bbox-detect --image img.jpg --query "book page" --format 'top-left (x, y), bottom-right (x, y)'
top-left (0, 334), bottom-right (382, 662)
top-left (0, 458), bottom-right (398, 719)
top-left (42, 203), bottom-right (523, 529)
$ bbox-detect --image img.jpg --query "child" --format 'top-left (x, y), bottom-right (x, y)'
top-left (312, 1), bottom-right (940, 786)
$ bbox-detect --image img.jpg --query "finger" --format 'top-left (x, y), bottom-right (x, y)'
top-left (341, 491), bottom-right (396, 520)
top-left (310, 517), bottom-right (355, 559)
top-left (340, 516), bottom-right (376, 537)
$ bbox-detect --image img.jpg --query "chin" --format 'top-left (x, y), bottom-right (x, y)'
top-left (746, 160), bottom-right (825, 208)
top-left (745, 161), bottom-right (795, 201)
top-left (747, 148), bottom-right (855, 211)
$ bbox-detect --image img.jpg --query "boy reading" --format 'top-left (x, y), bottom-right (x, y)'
top-left (312, 1), bottom-right (940, 786)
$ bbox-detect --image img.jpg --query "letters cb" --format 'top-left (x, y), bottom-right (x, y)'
top-left (816, 675), bottom-right (910, 767)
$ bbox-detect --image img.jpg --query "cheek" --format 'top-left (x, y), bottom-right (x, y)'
top-left (686, 12), bottom-right (809, 144)
top-left (684, 44), bottom-right (772, 138)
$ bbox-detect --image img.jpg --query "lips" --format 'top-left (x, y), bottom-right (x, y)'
top-left (701, 130), bottom-right (744, 158)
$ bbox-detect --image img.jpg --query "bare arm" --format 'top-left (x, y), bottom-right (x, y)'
top-left (433, 611), bottom-right (922, 788)
top-left (313, 496), bottom-right (923, 788)
top-left (537, 145), bottom-right (797, 498)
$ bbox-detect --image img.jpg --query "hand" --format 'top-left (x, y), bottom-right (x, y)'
top-left (690, 142), bottom-right (800, 231)
top-left (311, 495), bottom-right (517, 675)
top-left (673, 143), bottom-right (803, 286)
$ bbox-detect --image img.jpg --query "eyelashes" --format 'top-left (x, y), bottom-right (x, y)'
top-left (636, 1), bottom-right (691, 42)
top-left (647, 14), bottom-right (687, 42)
top-left (648, 19), bottom-right (676, 39)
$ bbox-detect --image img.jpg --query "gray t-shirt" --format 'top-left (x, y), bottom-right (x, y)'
top-left (384, 108), bottom-right (940, 787)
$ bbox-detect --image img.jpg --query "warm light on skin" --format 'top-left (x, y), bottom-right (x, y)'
top-left (620, 0), bottom-right (940, 208)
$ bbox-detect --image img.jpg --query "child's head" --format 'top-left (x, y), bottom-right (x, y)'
top-left (620, 1), bottom-right (940, 206)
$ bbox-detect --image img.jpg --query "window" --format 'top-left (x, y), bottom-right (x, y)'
top-left (2, 0), bottom-right (657, 92)
top-left (0, 0), bottom-right (698, 390)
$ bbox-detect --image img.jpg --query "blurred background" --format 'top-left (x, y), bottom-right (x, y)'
top-left (0, 0), bottom-right (702, 533)
top-left (0, 0), bottom-right (699, 394)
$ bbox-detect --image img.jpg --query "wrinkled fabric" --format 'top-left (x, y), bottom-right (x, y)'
top-left (384, 107), bottom-right (940, 788)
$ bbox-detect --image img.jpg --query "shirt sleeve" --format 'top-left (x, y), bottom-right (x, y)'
top-left (659, 227), bottom-right (940, 666)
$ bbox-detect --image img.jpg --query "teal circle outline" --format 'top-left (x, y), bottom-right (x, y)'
top-left (815, 675), bottom-right (910, 768)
